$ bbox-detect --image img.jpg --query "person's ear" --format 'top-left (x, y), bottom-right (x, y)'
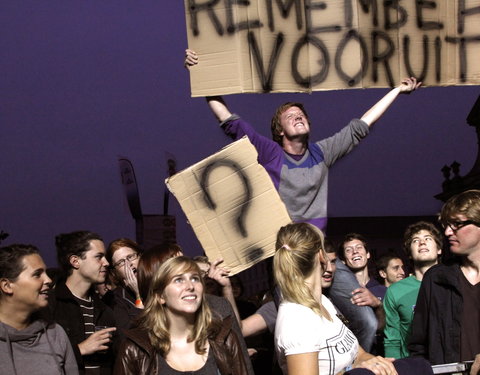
top-left (69, 255), bottom-right (80, 270)
top-left (379, 270), bottom-right (387, 280)
top-left (154, 292), bottom-right (166, 305)
top-left (0, 278), bottom-right (13, 295)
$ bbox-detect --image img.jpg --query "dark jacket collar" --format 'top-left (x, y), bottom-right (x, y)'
top-left (123, 328), bottom-right (154, 355)
top-left (429, 262), bottom-right (461, 289)
top-left (123, 315), bottom-right (235, 354)
top-left (53, 280), bottom-right (108, 319)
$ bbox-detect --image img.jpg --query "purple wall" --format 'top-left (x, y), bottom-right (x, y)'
top-left (2, 1), bottom-right (478, 266)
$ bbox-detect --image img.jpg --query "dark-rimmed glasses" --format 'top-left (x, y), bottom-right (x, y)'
top-left (441, 220), bottom-right (479, 232)
top-left (113, 253), bottom-right (138, 269)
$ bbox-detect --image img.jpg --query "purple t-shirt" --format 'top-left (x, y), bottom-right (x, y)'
top-left (221, 115), bottom-right (369, 230)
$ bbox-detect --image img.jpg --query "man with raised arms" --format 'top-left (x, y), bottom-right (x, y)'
top-left (185, 49), bottom-right (421, 351)
top-left (185, 49), bottom-right (421, 232)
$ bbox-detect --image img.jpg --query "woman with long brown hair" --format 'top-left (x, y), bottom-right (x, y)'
top-left (115, 256), bottom-right (248, 375)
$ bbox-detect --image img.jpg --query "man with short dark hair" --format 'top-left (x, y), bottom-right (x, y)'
top-left (42, 231), bottom-right (116, 375)
top-left (409, 190), bottom-right (480, 374)
top-left (329, 233), bottom-right (386, 352)
top-left (377, 253), bottom-right (405, 288)
top-left (340, 233), bottom-right (387, 302)
top-left (383, 221), bottom-right (441, 359)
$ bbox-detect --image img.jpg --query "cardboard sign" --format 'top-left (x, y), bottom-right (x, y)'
top-left (166, 137), bottom-right (292, 274)
top-left (185, 0), bottom-right (480, 96)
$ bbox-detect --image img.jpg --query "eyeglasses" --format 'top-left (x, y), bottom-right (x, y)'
top-left (113, 253), bottom-right (138, 269)
top-left (441, 220), bottom-right (479, 232)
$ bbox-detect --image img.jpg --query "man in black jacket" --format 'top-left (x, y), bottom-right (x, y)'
top-left (408, 190), bottom-right (480, 375)
top-left (43, 231), bottom-right (116, 375)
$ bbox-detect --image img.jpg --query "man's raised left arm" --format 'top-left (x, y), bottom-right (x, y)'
top-left (360, 77), bottom-right (421, 127)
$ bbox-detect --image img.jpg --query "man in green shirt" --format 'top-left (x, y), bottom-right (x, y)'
top-left (383, 221), bottom-right (442, 358)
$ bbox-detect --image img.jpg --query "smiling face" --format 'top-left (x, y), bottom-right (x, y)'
top-left (75, 240), bottom-right (109, 284)
top-left (9, 254), bottom-right (52, 312)
top-left (160, 271), bottom-right (204, 317)
top-left (380, 258), bottom-right (405, 287)
top-left (410, 229), bottom-right (442, 266)
top-left (112, 246), bottom-right (139, 282)
top-left (279, 106), bottom-right (310, 142)
top-left (343, 239), bottom-right (369, 271)
top-left (444, 214), bottom-right (480, 257)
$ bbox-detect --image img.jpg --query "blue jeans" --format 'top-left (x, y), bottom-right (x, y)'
top-left (328, 259), bottom-right (377, 351)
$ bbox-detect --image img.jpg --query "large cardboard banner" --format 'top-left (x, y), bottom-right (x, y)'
top-left (185, 0), bottom-right (480, 96)
top-left (166, 137), bottom-right (292, 274)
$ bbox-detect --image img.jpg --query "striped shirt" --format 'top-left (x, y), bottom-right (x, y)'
top-left (74, 295), bottom-right (100, 375)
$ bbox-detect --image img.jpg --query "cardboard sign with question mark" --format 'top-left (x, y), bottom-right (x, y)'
top-left (166, 137), bottom-right (292, 274)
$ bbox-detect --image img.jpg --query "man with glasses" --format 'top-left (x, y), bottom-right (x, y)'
top-left (383, 221), bottom-right (442, 359)
top-left (409, 190), bottom-right (480, 375)
top-left (105, 238), bottom-right (143, 331)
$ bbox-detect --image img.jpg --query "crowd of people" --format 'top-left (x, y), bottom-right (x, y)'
top-left (1, 189), bottom-right (480, 375)
top-left (1, 51), bottom-right (479, 375)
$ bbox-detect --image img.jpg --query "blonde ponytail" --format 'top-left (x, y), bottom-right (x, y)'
top-left (273, 223), bottom-right (331, 320)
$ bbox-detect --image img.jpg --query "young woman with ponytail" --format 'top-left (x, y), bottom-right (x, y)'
top-left (273, 223), bottom-right (432, 375)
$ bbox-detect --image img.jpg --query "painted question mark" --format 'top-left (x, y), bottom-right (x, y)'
top-left (200, 159), bottom-right (264, 263)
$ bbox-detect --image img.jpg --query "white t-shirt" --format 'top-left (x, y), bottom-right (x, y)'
top-left (275, 296), bottom-right (359, 375)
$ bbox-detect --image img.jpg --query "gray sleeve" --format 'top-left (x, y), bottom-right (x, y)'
top-left (256, 301), bottom-right (278, 334)
top-left (57, 324), bottom-right (80, 375)
top-left (317, 118), bottom-right (369, 167)
top-left (328, 259), bottom-right (378, 351)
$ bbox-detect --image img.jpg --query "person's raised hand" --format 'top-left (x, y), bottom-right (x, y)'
top-left (185, 49), bottom-right (198, 69)
top-left (208, 258), bottom-right (231, 288)
top-left (398, 77), bottom-right (422, 94)
top-left (123, 261), bottom-right (140, 298)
